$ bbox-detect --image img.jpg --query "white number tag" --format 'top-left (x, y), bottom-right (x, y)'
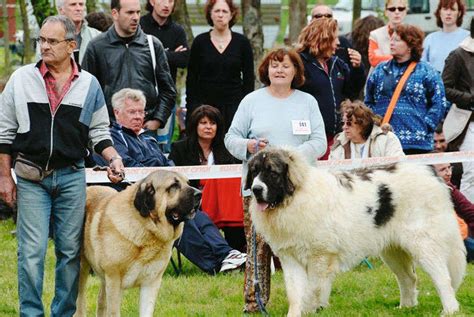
top-left (292, 120), bottom-right (311, 135)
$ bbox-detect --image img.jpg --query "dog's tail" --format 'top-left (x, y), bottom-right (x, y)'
top-left (447, 243), bottom-right (466, 291)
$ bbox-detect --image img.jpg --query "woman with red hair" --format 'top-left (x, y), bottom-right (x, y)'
top-left (422, 0), bottom-right (469, 72)
top-left (297, 18), bottom-right (366, 159)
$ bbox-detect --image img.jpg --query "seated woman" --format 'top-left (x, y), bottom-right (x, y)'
top-left (170, 105), bottom-right (246, 252)
top-left (330, 100), bottom-right (404, 159)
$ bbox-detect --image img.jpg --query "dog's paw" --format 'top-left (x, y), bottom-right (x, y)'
top-left (441, 301), bottom-right (460, 316)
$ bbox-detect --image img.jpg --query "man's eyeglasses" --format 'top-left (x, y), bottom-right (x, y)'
top-left (386, 6), bottom-right (406, 12)
top-left (125, 109), bottom-right (146, 116)
top-left (312, 13), bottom-right (333, 19)
top-left (36, 36), bottom-right (73, 46)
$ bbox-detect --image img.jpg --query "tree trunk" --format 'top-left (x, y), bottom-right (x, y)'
top-left (86, 0), bottom-right (97, 14)
top-left (242, 0), bottom-right (264, 87)
top-left (2, 0), bottom-right (10, 75)
top-left (18, 0), bottom-right (33, 64)
top-left (173, 0), bottom-right (194, 46)
top-left (352, 0), bottom-right (362, 30)
top-left (288, 0), bottom-right (306, 45)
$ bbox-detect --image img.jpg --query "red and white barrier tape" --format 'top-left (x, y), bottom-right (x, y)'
top-left (83, 151), bottom-right (474, 183)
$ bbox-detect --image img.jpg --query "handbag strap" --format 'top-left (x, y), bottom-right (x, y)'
top-left (147, 35), bottom-right (158, 92)
top-left (382, 61), bottom-right (417, 124)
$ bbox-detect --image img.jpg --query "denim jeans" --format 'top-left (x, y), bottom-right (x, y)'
top-left (175, 210), bottom-right (232, 274)
top-left (16, 163), bottom-right (86, 317)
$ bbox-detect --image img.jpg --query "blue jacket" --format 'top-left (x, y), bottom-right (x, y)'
top-left (94, 122), bottom-right (174, 167)
top-left (365, 60), bottom-right (447, 151)
top-left (299, 50), bottom-right (366, 137)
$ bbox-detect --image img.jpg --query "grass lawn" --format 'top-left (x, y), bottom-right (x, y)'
top-left (1, 218), bottom-right (473, 316)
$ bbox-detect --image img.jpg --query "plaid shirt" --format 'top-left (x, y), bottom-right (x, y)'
top-left (39, 59), bottom-right (79, 113)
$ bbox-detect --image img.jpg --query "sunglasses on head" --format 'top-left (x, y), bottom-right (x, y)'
top-left (312, 13), bottom-right (333, 19)
top-left (386, 6), bottom-right (406, 12)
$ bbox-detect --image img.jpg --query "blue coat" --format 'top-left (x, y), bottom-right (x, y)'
top-left (94, 123), bottom-right (174, 167)
top-left (365, 60), bottom-right (447, 151)
top-left (299, 50), bottom-right (366, 137)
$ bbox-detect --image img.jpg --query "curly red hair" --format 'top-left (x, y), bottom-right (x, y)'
top-left (391, 24), bottom-right (425, 62)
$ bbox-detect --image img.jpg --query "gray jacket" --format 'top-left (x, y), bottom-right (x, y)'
top-left (82, 25), bottom-right (176, 125)
top-left (78, 22), bottom-right (101, 64)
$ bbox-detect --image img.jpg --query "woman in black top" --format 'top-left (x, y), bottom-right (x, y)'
top-left (185, 0), bottom-right (254, 131)
top-left (169, 105), bottom-right (245, 251)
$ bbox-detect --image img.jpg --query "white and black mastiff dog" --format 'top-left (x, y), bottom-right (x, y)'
top-left (246, 147), bottom-right (466, 316)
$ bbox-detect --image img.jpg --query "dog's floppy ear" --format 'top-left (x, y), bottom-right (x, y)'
top-left (244, 166), bottom-right (254, 191)
top-left (134, 181), bottom-right (156, 218)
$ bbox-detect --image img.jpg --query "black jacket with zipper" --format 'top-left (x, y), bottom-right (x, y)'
top-left (299, 50), bottom-right (366, 138)
top-left (82, 25), bottom-right (176, 126)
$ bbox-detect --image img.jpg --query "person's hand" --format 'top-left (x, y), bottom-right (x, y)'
top-left (348, 48), bottom-right (361, 68)
top-left (0, 175), bottom-right (16, 207)
top-left (143, 119), bottom-right (161, 131)
top-left (247, 138), bottom-right (269, 154)
top-left (174, 45), bottom-right (188, 52)
top-left (107, 157), bottom-right (125, 183)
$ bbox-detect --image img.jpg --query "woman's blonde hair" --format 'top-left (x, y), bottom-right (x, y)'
top-left (296, 18), bottom-right (338, 59)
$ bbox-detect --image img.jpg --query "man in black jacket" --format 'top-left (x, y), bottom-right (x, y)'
top-left (82, 0), bottom-right (176, 132)
top-left (140, 0), bottom-right (189, 83)
top-left (140, 0), bottom-right (190, 150)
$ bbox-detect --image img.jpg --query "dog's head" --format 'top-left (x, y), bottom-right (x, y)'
top-left (134, 171), bottom-right (201, 226)
top-left (245, 148), bottom-right (305, 212)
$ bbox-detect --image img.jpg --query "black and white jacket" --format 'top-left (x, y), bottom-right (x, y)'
top-left (0, 61), bottom-right (113, 170)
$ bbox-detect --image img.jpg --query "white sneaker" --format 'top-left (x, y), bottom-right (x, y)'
top-left (220, 250), bottom-right (247, 273)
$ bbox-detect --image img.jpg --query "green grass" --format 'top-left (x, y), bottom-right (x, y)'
top-left (1, 219), bottom-right (473, 316)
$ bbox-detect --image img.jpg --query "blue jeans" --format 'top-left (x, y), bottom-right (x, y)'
top-left (16, 163), bottom-right (86, 317)
top-left (175, 210), bottom-right (232, 274)
top-left (466, 237), bottom-right (474, 263)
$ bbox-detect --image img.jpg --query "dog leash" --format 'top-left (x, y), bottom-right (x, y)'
top-left (252, 226), bottom-right (269, 316)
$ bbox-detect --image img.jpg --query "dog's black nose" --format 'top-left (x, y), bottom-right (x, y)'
top-left (252, 185), bottom-right (263, 197)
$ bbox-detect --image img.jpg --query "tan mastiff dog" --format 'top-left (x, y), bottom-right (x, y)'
top-left (75, 170), bottom-right (201, 317)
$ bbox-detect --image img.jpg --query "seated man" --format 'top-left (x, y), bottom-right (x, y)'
top-left (94, 88), bottom-right (246, 274)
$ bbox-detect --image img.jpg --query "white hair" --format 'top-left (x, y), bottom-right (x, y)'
top-left (112, 88), bottom-right (147, 111)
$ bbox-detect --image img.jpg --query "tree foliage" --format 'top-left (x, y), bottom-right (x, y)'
top-left (31, 0), bottom-right (57, 26)
top-left (86, 0), bottom-right (97, 14)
